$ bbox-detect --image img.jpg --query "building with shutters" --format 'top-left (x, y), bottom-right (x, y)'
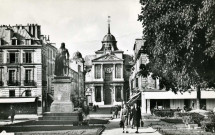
top-left (0, 24), bottom-right (57, 115)
top-left (41, 37), bottom-right (57, 112)
top-left (129, 38), bottom-right (215, 114)
top-left (84, 19), bottom-right (133, 106)
top-left (69, 51), bottom-right (85, 107)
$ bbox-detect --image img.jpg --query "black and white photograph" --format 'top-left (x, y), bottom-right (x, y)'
top-left (0, 0), bottom-right (215, 134)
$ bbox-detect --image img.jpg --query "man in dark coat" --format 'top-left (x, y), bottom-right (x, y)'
top-left (130, 104), bottom-right (136, 129)
top-left (10, 106), bottom-right (15, 123)
top-left (134, 105), bottom-right (141, 133)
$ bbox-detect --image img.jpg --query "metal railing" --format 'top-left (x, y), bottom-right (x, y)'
top-left (24, 80), bottom-right (36, 86)
top-left (7, 80), bottom-right (20, 86)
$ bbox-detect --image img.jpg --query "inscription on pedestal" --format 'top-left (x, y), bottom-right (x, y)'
top-left (50, 77), bottom-right (74, 113)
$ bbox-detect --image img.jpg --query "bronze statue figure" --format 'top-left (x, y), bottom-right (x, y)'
top-left (55, 42), bottom-right (70, 76)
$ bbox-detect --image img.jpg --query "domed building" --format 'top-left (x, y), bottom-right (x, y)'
top-left (85, 17), bottom-right (133, 106)
top-left (73, 51), bottom-right (84, 62)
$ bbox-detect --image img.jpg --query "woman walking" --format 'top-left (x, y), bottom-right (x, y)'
top-left (130, 104), bottom-right (136, 129)
top-left (135, 105), bottom-right (142, 133)
top-left (120, 104), bottom-right (129, 133)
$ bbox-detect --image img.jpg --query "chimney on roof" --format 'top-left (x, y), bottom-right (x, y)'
top-left (47, 35), bottom-right (50, 41)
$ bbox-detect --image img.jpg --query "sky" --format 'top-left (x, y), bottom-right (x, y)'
top-left (0, 0), bottom-right (143, 57)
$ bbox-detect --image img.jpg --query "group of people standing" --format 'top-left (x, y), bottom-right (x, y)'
top-left (120, 103), bottom-right (142, 133)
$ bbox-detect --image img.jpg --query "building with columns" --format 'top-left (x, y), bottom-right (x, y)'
top-left (85, 19), bottom-right (132, 106)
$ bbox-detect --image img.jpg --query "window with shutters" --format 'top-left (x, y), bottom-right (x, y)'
top-left (115, 64), bottom-right (121, 78)
top-left (23, 52), bottom-right (32, 63)
top-left (95, 64), bottom-right (101, 79)
top-left (0, 52), bottom-right (3, 63)
top-left (9, 70), bottom-right (15, 82)
top-left (115, 86), bottom-right (122, 102)
top-left (8, 69), bottom-right (20, 86)
top-left (25, 70), bottom-right (31, 81)
top-left (95, 86), bottom-right (101, 102)
top-left (7, 52), bottom-right (19, 63)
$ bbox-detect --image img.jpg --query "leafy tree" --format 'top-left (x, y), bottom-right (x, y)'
top-left (138, 0), bottom-right (215, 109)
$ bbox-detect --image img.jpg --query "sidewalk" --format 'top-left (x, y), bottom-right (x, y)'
top-left (102, 118), bottom-right (162, 135)
top-left (0, 114), bottom-right (39, 126)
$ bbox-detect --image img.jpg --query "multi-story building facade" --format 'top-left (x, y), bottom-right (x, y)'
top-left (0, 24), bottom-right (56, 114)
top-left (41, 37), bottom-right (57, 112)
top-left (69, 51), bottom-right (85, 107)
top-left (84, 21), bottom-right (132, 106)
top-left (129, 38), bottom-right (215, 114)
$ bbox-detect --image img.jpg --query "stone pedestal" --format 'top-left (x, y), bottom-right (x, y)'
top-left (50, 76), bottom-right (74, 113)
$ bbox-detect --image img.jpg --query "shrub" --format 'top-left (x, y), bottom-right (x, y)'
top-left (174, 112), bottom-right (190, 117)
top-left (154, 110), bottom-right (174, 117)
top-left (161, 118), bottom-right (183, 124)
top-left (175, 112), bottom-right (204, 126)
top-left (201, 114), bottom-right (215, 132)
top-left (208, 114), bottom-right (215, 122)
top-left (190, 113), bottom-right (204, 126)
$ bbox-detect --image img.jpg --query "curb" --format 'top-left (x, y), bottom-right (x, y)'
top-left (97, 126), bottom-right (106, 135)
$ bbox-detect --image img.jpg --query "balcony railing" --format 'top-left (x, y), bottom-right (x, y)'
top-left (24, 80), bottom-right (36, 86)
top-left (0, 81), bottom-right (4, 86)
top-left (7, 80), bottom-right (20, 86)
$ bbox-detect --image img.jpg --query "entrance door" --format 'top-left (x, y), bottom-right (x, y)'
top-left (104, 85), bottom-right (112, 105)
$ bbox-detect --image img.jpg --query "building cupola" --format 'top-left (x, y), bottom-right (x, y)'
top-left (99, 16), bottom-right (118, 53)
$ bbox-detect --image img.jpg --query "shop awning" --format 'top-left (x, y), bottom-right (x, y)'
top-left (48, 94), bottom-right (54, 100)
top-left (0, 98), bottom-right (36, 103)
top-left (127, 92), bottom-right (141, 104)
top-left (144, 91), bottom-right (197, 99)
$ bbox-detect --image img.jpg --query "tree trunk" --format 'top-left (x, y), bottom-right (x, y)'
top-left (196, 85), bottom-right (201, 109)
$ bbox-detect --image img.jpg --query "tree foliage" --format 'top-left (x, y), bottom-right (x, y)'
top-left (138, 0), bottom-right (215, 92)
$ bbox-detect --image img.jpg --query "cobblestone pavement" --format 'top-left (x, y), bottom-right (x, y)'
top-left (102, 118), bottom-right (162, 135)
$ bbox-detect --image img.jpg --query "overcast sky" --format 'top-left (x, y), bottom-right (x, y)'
top-left (0, 0), bottom-right (143, 57)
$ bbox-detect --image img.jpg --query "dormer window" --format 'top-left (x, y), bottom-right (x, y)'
top-left (31, 39), bottom-right (34, 45)
top-left (11, 37), bottom-right (17, 45)
top-left (25, 39), bottom-right (30, 45)
top-left (0, 39), bottom-right (3, 45)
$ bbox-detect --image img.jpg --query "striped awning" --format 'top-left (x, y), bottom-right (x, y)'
top-left (127, 92), bottom-right (141, 105)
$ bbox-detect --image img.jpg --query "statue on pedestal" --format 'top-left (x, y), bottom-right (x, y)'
top-left (55, 42), bottom-right (70, 76)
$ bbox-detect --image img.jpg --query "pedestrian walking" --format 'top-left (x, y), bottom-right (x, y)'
top-left (9, 106), bottom-right (15, 123)
top-left (86, 105), bottom-right (90, 115)
top-left (120, 104), bottom-right (129, 133)
top-left (133, 104), bottom-right (141, 133)
top-left (114, 106), bottom-right (119, 118)
top-left (130, 104), bottom-right (135, 129)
